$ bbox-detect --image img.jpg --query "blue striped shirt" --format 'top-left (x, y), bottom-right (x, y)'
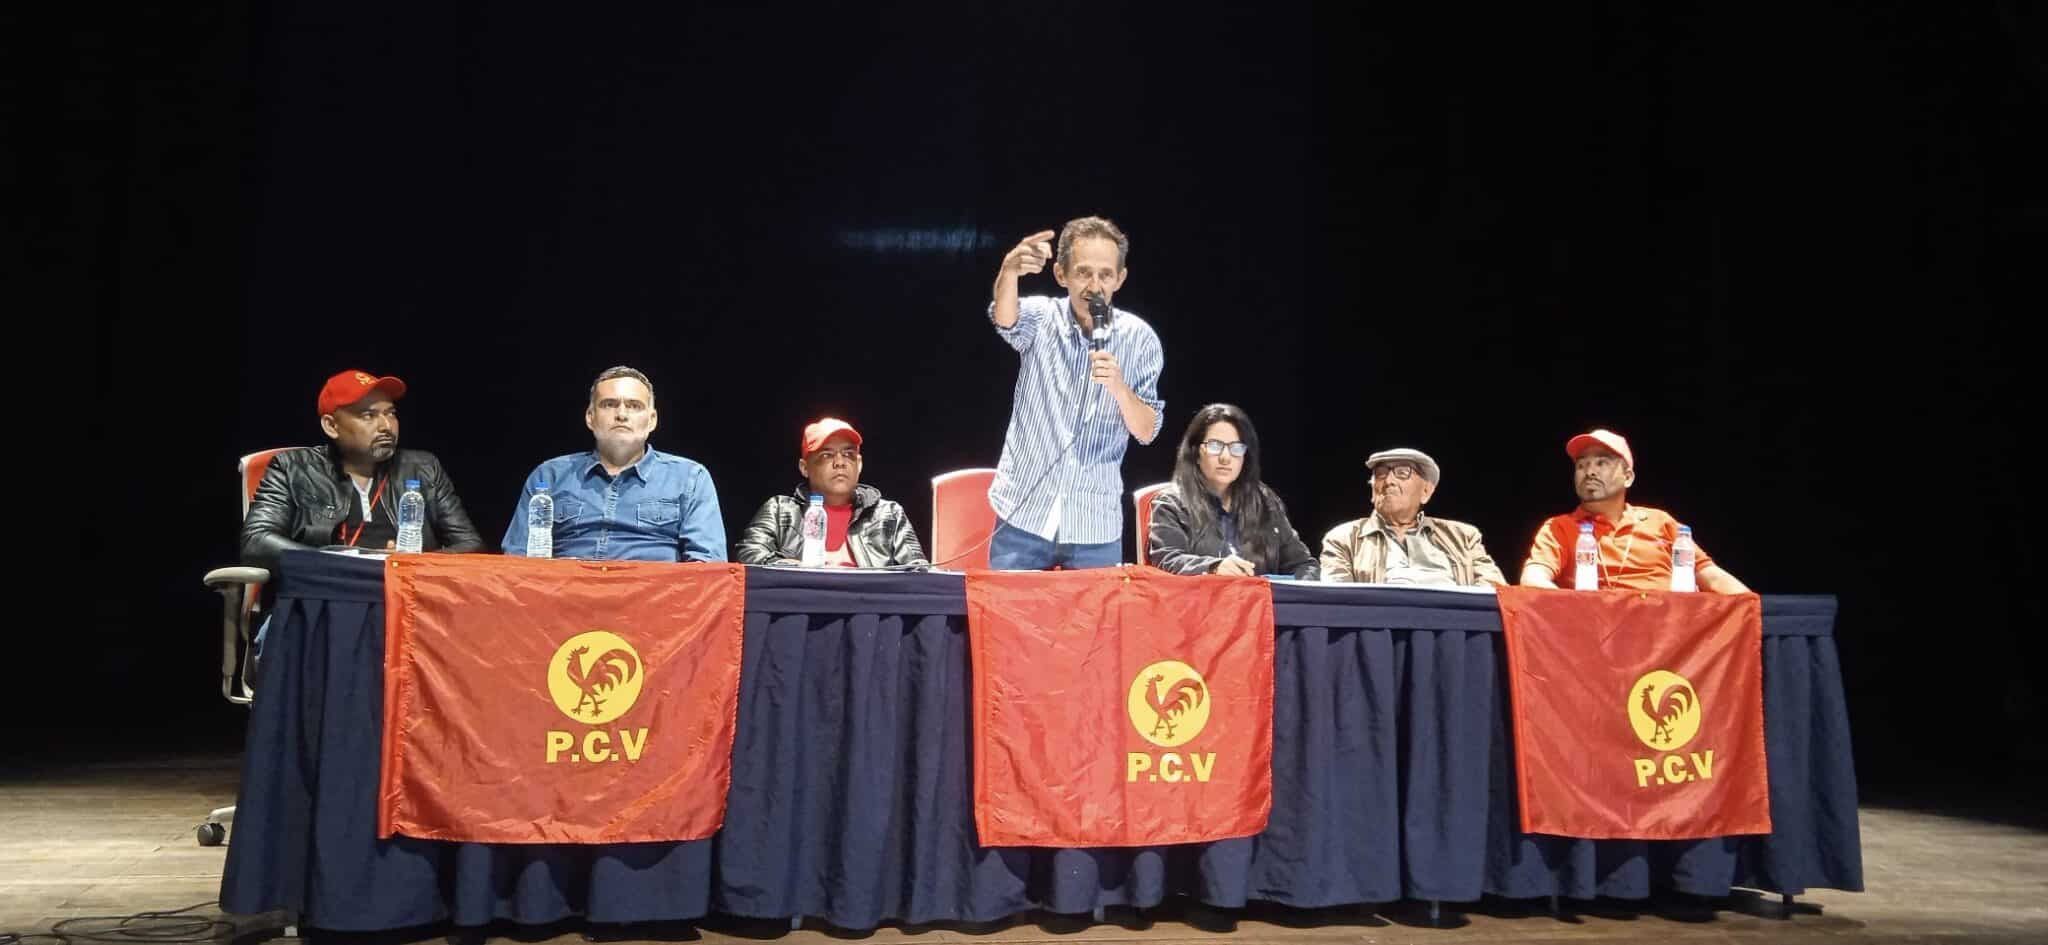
top-left (987, 295), bottom-right (1165, 543)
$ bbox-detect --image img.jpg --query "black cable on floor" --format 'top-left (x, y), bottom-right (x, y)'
top-left (1, 900), bottom-right (236, 945)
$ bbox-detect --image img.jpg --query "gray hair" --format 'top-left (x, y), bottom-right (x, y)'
top-left (588, 365), bottom-right (654, 405)
top-left (1056, 215), bottom-right (1130, 272)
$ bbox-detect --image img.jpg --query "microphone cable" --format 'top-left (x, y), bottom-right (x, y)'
top-left (900, 299), bottom-right (1114, 571)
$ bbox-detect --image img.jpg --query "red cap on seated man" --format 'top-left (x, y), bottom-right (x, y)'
top-left (733, 417), bottom-right (929, 568)
top-left (1518, 429), bottom-right (1750, 594)
top-left (239, 370), bottom-right (483, 569)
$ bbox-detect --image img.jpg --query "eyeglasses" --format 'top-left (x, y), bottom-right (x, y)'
top-left (1372, 465), bottom-right (1419, 482)
top-left (1201, 439), bottom-right (1249, 457)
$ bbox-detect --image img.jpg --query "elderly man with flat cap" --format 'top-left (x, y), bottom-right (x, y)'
top-left (1319, 447), bottom-right (1505, 587)
top-left (1520, 428), bottom-right (1750, 593)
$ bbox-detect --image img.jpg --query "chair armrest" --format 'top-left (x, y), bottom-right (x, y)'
top-left (204, 566), bottom-right (270, 589)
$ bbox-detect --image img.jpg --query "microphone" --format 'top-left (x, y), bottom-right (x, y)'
top-left (1086, 293), bottom-right (1112, 351)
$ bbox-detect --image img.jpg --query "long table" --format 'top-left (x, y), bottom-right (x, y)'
top-left (219, 551), bottom-right (1861, 931)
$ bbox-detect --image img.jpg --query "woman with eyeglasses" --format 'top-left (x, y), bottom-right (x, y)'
top-left (1146, 403), bottom-right (1318, 579)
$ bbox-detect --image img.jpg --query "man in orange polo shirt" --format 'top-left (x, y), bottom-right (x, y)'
top-left (1520, 429), bottom-right (1750, 593)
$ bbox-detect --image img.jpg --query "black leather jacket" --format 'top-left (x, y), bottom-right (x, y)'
top-left (1146, 484), bottom-right (1319, 579)
top-left (239, 445), bottom-right (485, 569)
top-left (736, 483), bottom-right (929, 568)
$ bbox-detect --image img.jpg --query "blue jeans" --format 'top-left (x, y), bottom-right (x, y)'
top-left (987, 517), bottom-right (1122, 570)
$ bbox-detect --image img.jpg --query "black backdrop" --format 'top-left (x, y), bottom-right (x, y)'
top-left (24, 2), bottom-right (2046, 793)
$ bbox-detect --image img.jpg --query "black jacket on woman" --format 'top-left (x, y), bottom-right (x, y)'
top-left (1146, 484), bottom-right (1318, 579)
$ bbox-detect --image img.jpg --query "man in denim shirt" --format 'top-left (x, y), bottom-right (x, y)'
top-left (502, 366), bottom-right (727, 562)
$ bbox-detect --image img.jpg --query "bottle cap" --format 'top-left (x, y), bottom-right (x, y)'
top-left (405, 479), bottom-right (421, 489)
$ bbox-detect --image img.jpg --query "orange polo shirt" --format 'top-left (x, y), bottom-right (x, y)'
top-left (1523, 504), bottom-right (1714, 591)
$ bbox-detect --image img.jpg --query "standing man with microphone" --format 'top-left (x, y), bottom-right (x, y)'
top-left (984, 216), bottom-right (1165, 569)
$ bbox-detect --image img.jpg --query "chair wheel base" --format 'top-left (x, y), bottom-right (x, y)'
top-left (197, 822), bottom-right (228, 846)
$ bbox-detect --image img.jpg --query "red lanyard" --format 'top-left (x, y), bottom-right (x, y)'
top-left (341, 475), bottom-right (389, 548)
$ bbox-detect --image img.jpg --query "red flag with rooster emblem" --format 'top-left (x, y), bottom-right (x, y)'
top-left (378, 554), bottom-right (745, 844)
top-left (1498, 586), bottom-right (1771, 839)
top-left (965, 566), bottom-right (1274, 847)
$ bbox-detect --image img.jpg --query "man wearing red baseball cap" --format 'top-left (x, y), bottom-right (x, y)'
top-left (735, 417), bottom-right (928, 568)
top-left (1519, 429), bottom-right (1748, 593)
top-left (240, 370), bottom-right (483, 570)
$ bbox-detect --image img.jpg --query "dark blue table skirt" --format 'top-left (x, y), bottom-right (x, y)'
top-left (220, 552), bottom-right (1860, 931)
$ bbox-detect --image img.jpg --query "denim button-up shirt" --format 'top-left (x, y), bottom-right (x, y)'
top-left (502, 447), bottom-right (726, 562)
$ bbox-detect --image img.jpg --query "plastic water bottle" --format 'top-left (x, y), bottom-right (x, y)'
top-left (526, 481), bottom-right (555, 559)
top-left (395, 479), bottom-right (425, 553)
top-left (1670, 525), bottom-right (1698, 592)
top-left (800, 494), bottom-right (828, 567)
top-left (1572, 522), bottom-right (1600, 591)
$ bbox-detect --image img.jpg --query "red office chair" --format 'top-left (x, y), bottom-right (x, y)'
top-left (929, 468), bottom-right (998, 570)
top-left (1131, 481), bottom-right (1171, 566)
top-left (195, 447), bottom-right (294, 845)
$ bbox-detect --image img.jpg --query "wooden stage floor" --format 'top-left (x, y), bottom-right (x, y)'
top-left (2, 753), bottom-right (2042, 945)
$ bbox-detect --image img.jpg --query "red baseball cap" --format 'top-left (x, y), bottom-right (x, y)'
top-left (1565, 428), bottom-right (1634, 469)
top-left (801, 417), bottom-right (863, 456)
top-left (318, 370), bottom-right (407, 416)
